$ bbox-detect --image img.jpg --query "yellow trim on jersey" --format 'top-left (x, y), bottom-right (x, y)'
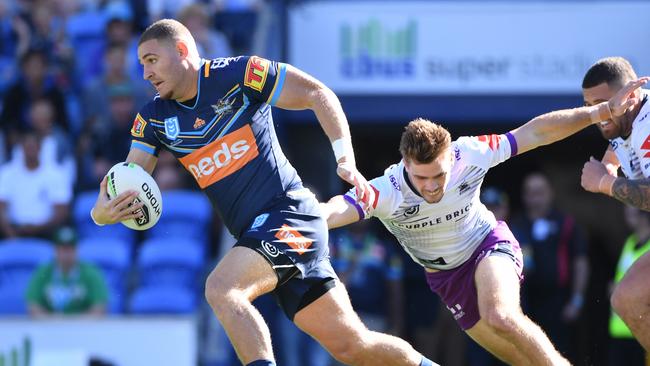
top-left (204, 60), bottom-right (211, 78)
top-left (225, 84), bottom-right (239, 97)
top-left (150, 118), bottom-right (163, 123)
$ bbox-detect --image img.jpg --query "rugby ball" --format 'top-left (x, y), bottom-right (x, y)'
top-left (106, 162), bottom-right (163, 230)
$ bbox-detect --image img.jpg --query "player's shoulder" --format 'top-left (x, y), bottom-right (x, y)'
top-left (374, 162), bottom-right (405, 196)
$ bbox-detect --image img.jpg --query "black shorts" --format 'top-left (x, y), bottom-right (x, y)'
top-left (236, 188), bottom-right (338, 320)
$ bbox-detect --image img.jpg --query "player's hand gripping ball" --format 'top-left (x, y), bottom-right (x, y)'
top-left (106, 162), bottom-right (163, 230)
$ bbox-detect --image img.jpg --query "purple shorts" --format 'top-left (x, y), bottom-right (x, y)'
top-left (425, 221), bottom-right (523, 330)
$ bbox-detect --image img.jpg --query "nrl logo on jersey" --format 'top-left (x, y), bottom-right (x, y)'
top-left (211, 96), bottom-right (236, 118)
top-left (164, 116), bottom-right (180, 140)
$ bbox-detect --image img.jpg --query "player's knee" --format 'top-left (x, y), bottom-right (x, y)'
top-left (324, 329), bottom-right (368, 364)
top-left (483, 307), bottom-right (519, 336)
top-left (204, 272), bottom-right (238, 312)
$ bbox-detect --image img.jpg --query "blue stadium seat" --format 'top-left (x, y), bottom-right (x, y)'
top-left (129, 286), bottom-right (196, 314)
top-left (65, 10), bottom-right (107, 87)
top-left (73, 190), bottom-right (136, 246)
top-left (146, 190), bottom-right (212, 247)
top-left (137, 237), bottom-right (204, 290)
top-left (0, 285), bottom-right (28, 315)
top-left (0, 238), bottom-right (54, 287)
top-left (77, 238), bottom-right (131, 313)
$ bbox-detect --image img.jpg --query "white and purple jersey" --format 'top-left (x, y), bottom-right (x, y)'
top-left (345, 133), bottom-right (517, 270)
top-left (610, 90), bottom-right (650, 179)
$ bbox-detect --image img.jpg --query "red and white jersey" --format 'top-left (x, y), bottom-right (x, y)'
top-left (611, 91), bottom-right (650, 179)
top-left (345, 133), bottom-right (517, 270)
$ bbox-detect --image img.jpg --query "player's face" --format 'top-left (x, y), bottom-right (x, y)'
top-left (583, 82), bottom-right (621, 140)
top-left (138, 39), bottom-right (185, 100)
top-left (405, 149), bottom-right (453, 204)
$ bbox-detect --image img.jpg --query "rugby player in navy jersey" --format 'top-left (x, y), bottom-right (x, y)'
top-left (89, 19), bottom-right (437, 366)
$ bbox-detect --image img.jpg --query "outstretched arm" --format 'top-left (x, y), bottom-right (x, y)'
top-left (511, 77), bottom-right (649, 155)
top-left (320, 195), bottom-right (362, 229)
top-left (274, 65), bottom-right (374, 209)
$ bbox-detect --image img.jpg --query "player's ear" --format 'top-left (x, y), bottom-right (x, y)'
top-left (176, 40), bottom-right (189, 58)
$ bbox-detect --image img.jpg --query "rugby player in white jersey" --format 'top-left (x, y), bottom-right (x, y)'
top-left (581, 57), bottom-right (650, 352)
top-left (321, 77), bottom-right (648, 365)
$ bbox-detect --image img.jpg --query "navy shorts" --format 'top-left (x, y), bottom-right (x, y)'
top-left (236, 188), bottom-right (338, 320)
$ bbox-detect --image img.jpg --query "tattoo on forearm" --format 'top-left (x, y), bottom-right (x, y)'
top-left (612, 178), bottom-right (650, 211)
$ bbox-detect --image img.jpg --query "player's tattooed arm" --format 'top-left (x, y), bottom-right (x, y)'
top-left (611, 178), bottom-right (650, 212)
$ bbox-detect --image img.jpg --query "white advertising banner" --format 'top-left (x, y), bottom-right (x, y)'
top-left (0, 317), bottom-right (197, 366)
top-left (289, 1), bottom-right (650, 94)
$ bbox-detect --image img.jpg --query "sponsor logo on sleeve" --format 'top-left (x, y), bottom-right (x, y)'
top-left (131, 114), bottom-right (147, 137)
top-left (274, 224), bottom-right (313, 255)
top-left (389, 175), bottom-right (401, 191)
top-left (244, 56), bottom-right (269, 92)
top-left (476, 134), bottom-right (501, 151)
top-left (453, 146), bottom-right (461, 161)
top-left (179, 125), bottom-right (259, 188)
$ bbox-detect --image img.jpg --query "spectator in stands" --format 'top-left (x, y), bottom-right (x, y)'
top-left (10, 97), bottom-right (75, 180)
top-left (0, 131), bottom-right (72, 239)
top-left (26, 226), bottom-right (108, 317)
top-left (83, 42), bottom-right (150, 127)
top-left (213, 0), bottom-right (262, 54)
top-left (0, 49), bottom-right (68, 149)
top-left (509, 172), bottom-right (590, 363)
top-left (0, 1), bottom-right (30, 96)
top-left (147, 0), bottom-right (194, 21)
top-left (103, 1), bottom-right (143, 88)
top-left (178, 4), bottom-right (233, 58)
top-left (608, 205), bottom-right (650, 366)
top-left (27, 1), bottom-right (74, 78)
top-left (75, 81), bottom-right (137, 191)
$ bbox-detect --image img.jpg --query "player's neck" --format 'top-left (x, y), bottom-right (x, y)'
top-left (176, 68), bottom-right (199, 103)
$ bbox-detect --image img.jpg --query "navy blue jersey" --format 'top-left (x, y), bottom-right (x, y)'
top-left (130, 56), bottom-right (302, 237)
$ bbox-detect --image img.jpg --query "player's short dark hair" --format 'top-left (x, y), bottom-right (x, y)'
top-left (399, 118), bottom-right (451, 164)
top-left (138, 19), bottom-right (190, 46)
top-left (582, 57), bottom-right (637, 89)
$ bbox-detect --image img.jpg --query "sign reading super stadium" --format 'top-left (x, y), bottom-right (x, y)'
top-left (288, 1), bottom-right (650, 95)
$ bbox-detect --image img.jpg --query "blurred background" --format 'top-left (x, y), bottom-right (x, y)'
top-left (0, 0), bottom-right (649, 365)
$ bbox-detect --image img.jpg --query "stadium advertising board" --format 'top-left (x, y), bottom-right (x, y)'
top-left (0, 317), bottom-right (197, 366)
top-left (289, 1), bottom-right (650, 95)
